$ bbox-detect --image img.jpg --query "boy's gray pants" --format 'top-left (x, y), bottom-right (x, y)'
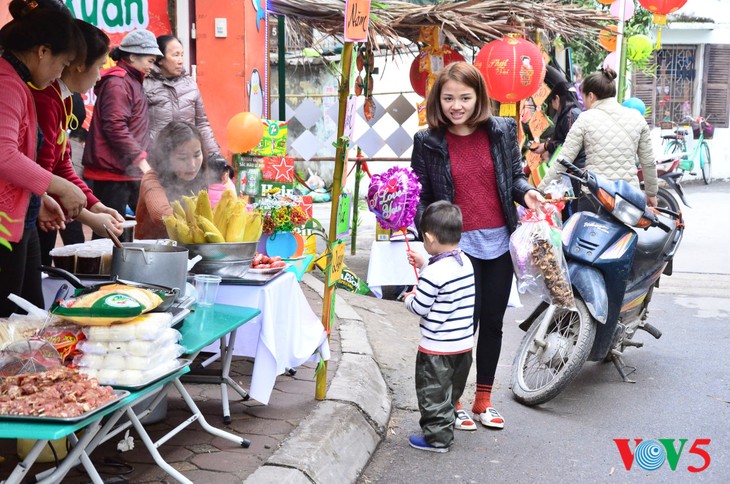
top-left (415, 350), bottom-right (473, 448)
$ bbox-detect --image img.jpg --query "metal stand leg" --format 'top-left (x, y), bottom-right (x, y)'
top-left (125, 407), bottom-right (194, 484)
top-left (173, 379), bottom-right (250, 448)
top-left (4, 439), bottom-right (46, 484)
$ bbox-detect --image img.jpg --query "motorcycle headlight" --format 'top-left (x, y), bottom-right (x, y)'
top-left (612, 195), bottom-right (644, 226)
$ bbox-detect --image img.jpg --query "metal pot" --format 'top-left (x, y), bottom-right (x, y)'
top-left (111, 243), bottom-right (189, 299)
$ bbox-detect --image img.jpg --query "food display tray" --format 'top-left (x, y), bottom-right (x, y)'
top-left (219, 269), bottom-right (288, 286)
top-left (247, 264), bottom-right (290, 275)
top-left (110, 359), bottom-right (191, 390)
top-left (0, 389), bottom-right (129, 423)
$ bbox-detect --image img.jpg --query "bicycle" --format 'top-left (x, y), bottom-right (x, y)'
top-left (662, 116), bottom-right (712, 185)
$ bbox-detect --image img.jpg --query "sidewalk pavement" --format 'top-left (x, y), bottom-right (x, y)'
top-left (0, 272), bottom-right (390, 483)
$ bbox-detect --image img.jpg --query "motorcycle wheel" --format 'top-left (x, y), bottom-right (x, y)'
top-left (511, 297), bottom-right (597, 406)
top-left (656, 186), bottom-right (680, 213)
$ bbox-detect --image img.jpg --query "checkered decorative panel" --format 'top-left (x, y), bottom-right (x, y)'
top-left (272, 92), bottom-right (423, 161)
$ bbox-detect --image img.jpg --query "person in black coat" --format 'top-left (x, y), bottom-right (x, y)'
top-left (411, 62), bottom-right (544, 430)
top-left (531, 81), bottom-right (585, 218)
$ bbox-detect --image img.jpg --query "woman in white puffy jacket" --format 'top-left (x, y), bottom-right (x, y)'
top-left (144, 35), bottom-right (221, 158)
top-left (538, 68), bottom-right (658, 209)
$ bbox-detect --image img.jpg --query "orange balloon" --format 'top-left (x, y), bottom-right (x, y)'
top-left (599, 25), bottom-right (619, 52)
top-left (597, 0), bottom-right (617, 5)
top-left (226, 112), bottom-right (264, 153)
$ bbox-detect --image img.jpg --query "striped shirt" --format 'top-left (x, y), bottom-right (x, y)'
top-left (404, 252), bottom-right (475, 354)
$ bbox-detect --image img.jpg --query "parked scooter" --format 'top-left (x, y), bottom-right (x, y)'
top-left (638, 153), bottom-right (691, 212)
top-left (511, 159), bottom-right (684, 406)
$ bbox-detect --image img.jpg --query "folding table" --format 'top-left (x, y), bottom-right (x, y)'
top-left (0, 302), bottom-right (260, 484)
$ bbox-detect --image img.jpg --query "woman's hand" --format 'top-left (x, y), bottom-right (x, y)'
top-left (407, 249), bottom-right (425, 269)
top-left (84, 212), bottom-right (124, 238)
top-left (524, 189), bottom-right (547, 211)
top-left (89, 202), bottom-right (125, 223)
top-left (646, 194), bottom-right (658, 208)
top-left (38, 194), bottom-right (66, 232)
top-left (47, 175), bottom-right (86, 219)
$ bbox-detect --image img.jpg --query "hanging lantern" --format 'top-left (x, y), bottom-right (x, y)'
top-left (638, 0), bottom-right (688, 25)
top-left (638, 0), bottom-right (688, 48)
top-left (627, 34), bottom-right (654, 62)
top-left (409, 45), bottom-right (465, 98)
top-left (599, 25), bottom-right (619, 52)
top-left (474, 34), bottom-right (545, 117)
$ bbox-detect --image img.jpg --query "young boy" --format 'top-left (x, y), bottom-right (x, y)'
top-left (403, 201), bottom-right (476, 453)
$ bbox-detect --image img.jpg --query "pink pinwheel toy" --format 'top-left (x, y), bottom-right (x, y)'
top-left (367, 166), bottom-right (422, 278)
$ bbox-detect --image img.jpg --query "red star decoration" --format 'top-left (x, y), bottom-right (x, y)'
top-left (271, 157), bottom-right (294, 182)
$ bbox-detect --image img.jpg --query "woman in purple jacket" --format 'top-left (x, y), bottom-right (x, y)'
top-left (144, 35), bottom-right (221, 158)
top-left (81, 29), bottom-right (162, 229)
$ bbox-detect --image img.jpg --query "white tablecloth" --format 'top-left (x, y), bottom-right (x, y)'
top-left (366, 241), bottom-right (522, 306)
top-left (204, 272), bottom-right (329, 404)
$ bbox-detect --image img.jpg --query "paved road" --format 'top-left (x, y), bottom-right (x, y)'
top-left (330, 180), bottom-right (730, 483)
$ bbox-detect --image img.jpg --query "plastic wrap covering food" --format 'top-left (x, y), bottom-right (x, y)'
top-left (509, 205), bottom-right (575, 309)
top-left (77, 328), bottom-right (181, 356)
top-left (74, 343), bottom-right (183, 371)
top-left (82, 312), bottom-right (174, 341)
top-left (79, 359), bottom-right (181, 387)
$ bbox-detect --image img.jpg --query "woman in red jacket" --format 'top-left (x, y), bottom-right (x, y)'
top-left (0, 0), bottom-right (87, 316)
top-left (34, 20), bottom-right (125, 263)
top-left (82, 29), bottom-right (162, 235)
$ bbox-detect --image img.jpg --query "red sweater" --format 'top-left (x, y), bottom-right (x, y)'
top-left (0, 58), bottom-right (54, 242)
top-left (32, 81), bottom-right (100, 208)
top-left (447, 129), bottom-right (506, 231)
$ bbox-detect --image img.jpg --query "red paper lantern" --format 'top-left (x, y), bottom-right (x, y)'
top-left (638, 0), bottom-right (688, 24)
top-left (409, 46), bottom-right (465, 98)
top-left (474, 34), bottom-right (545, 115)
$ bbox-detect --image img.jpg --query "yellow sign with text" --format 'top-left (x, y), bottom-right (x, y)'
top-left (330, 241), bottom-right (346, 286)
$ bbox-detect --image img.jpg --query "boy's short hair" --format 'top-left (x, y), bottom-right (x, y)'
top-left (420, 201), bottom-right (462, 245)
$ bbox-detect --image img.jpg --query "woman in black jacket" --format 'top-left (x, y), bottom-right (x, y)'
top-left (531, 81), bottom-right (585, 218)
top-left (411, 62), bottom-right (544, 430)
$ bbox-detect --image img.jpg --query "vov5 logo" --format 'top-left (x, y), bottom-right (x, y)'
top-left (614, 438), bottom-right (711, 472)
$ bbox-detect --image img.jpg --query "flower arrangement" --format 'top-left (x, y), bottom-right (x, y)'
top-left (254, 188), bottom-right (309, 236)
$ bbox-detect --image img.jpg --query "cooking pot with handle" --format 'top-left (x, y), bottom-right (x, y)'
top-left (111, 243), bottom-right (189, 300)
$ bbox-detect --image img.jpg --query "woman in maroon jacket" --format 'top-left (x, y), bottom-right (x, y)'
top-left (81, 29), bottom-right (162, 232)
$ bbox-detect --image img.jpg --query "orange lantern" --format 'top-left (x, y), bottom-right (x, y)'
top-left (226, 112), bottom-right (264, 154)
top-left (409, 46), bottom-right (465, 98)
top-left (638, 0), bottom-right (688, 25)
top-left (599, 25), bottom-right (619, 52)
top-left (474, 34), bottom-right (545, 116)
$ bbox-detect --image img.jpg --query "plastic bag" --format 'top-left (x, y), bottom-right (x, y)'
top-left (509, 206), bottom-right (575, 309)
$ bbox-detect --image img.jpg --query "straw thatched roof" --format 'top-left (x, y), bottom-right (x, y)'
top-left (268, 0), bottom-right (612, 53)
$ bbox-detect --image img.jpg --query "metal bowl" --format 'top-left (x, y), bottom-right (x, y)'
top-left (183, 242), bottom-right (257, 262)
top-left (190, 259), bottom-right (254, 278)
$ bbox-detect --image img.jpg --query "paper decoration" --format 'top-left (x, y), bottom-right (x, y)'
top-left (344, 0), bottom-right (371, 42)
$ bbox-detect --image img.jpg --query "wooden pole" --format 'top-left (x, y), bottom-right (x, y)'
top-left (351, 148), bottom-right (364, 256)
top-left (315, 41), bottom-right (354, 400)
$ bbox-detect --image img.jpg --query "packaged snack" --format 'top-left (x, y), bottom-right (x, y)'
top-left (52, 286), bottom-right (164, 326)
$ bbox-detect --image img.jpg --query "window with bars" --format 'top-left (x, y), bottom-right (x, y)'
top-left (633, 44), bottom-right (730, 128)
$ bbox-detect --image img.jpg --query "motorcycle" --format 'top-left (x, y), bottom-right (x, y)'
top-left (638, 153), bottom-right (691, 212)
top-left (511, 160), bottom-right (684, 406)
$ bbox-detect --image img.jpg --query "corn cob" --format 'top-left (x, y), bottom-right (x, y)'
top-left (162, 215), bottom-right (178, 241)
top-left (191, 224), bottom-right (206, 243)
top-left (182, 195), bottom-right (197, 225)
top-left (175, 215), bottom-right (193, 243)
top-left (171, 200), bottom-right (186, 220)
top-left (197, 215), bottom-right (225, 243)
top-left (243, 212), bottom-right (262, 242)
top-left (225, 201), bottom-right (246, 242)
top-left (195, 190), bottom-right (214, 222)
top-left (213, 189), bottom-right (235, 234)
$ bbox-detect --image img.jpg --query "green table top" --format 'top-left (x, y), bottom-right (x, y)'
top-left (0, 366), bottom-right (189, 441)
top-left (177, 303), bottom-right (260, 354)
